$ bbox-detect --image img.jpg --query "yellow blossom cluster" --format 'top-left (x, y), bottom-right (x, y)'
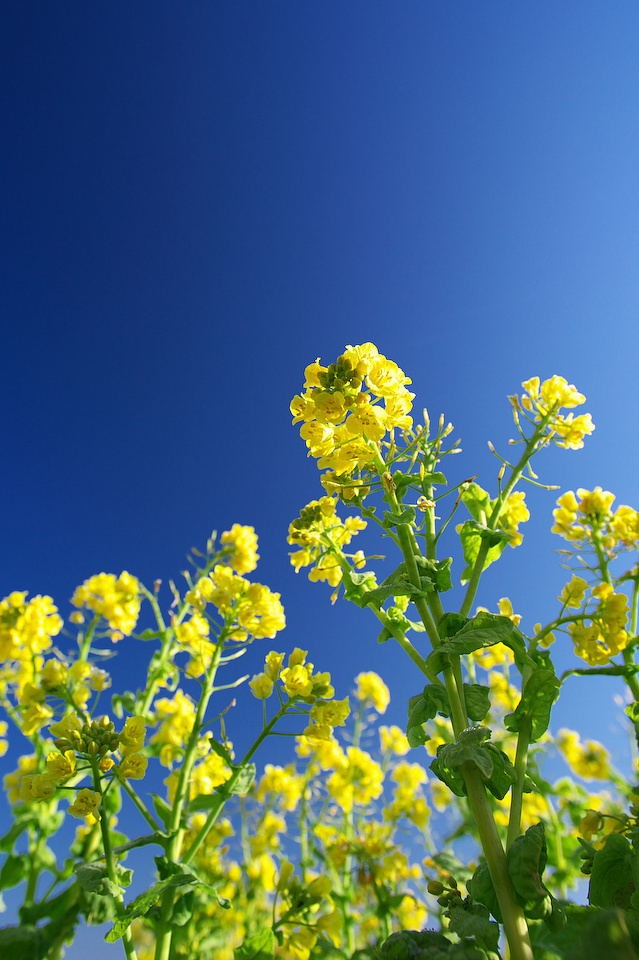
top-left (552, 487), bottom-right (639, 552)
top-left (256, 764), bottom-right (303, 811)
top-left (287, 496), bottom-right (367, 586)
top-left (557, 728), bottom-right (612, 780)
top-left (166, 750), bottom-right (231, 802)
top-left (518, 375), bottom-right (594, 449)
top-left (379, 725), bottom-right (410, 756)
top-left (151, 690), bottom-right (197, 766)
top-left (326, 746), bottom-right (384, 812)
top-left (185, 565), bottom-right (285, 642)
top-left (559, 578), bottom-right (630, 666)
top-left (249, 648), bottom-right (335, 706)
top-left (290, 342), bottom-right (414, 478)
top-left (384, 762), bottom-right (430, 830)
top-left (0, 591), bottom-right (62, 663)
top-left (355, 671), bottom-right (390, 714)
top-left (220, 524), bottom-right (259, 575)
top-left (72, 572), bottom-right (140, 637)
top-left (498, 491), bottom-right (530, 547)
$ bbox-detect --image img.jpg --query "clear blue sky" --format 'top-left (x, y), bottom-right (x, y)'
top-left (2, 2), bottom-right (639, 949)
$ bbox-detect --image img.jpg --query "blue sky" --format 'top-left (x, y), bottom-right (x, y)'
top-left (2, 2), bottom-right (639, 948)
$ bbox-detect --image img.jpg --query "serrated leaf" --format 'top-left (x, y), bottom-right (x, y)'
top-left (234, 928), bottom-right (275, 959)
top-left (504, 667), bottom-right (560, 742)
top-left (406, 685), bottom-right (450, 748)
top-left (74, 862), bottom-right (111, 895)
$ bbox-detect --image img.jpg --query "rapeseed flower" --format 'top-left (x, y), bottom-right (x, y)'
top-left (355, 672), bottom-right (390, 714)
top-left (72, 572), bottom-right (140, 636)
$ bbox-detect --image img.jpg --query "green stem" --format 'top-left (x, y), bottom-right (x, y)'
top-left (153, 640), bottom-right (225, 960)
top-left (92, 761), bottom-right (138, 960)
top-left (180, 701), bottom-right (290, 867)
top-left (462, 762), bottom-right (534, 960)
top-left (507, 716), bottom-right (532, 849)
top-left (120, 778), bottom-right (163, 833)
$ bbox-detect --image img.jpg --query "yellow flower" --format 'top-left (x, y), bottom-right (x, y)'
top-left (379, 725), bottom-right (410, 756)
top-left (355, 672), bottom-right (390, 714)
top-left (220, 524), bottom-right (259, 575)
top-left (257, 765), bottom-right (302, 811)
top-left (310, 697), bottom-right (350, 727)
top-left (46, 750), bottom-right (76, 784)
top-left (4, 755), bottom-right (37, 804)
top-left (0, 593), bottom-right (62, 663)
top-left (327, 747), bottom-right (384, 812)
top-left (72, 572), bottom-right (140, 636)
top-left (281, 664), bottom-right (314, 699)
top-left (264, 650), bottom-right (285, 680)
top-left (119, 753), bottom-right (148, 781)
top-left (499, 493), bottom-right (529, 548)
top-left (498, 597), bottom-right (521, 626)
top-left (559, 575), bottom-right (588, 609)
top-left (558, 729), bottom-right (611, 779)
top-left (68, 788), bottom-right (102, 820)
top-left (119, 716), bottom-right (146, 757)
top-left (249, 673), bottom-right (274, 699)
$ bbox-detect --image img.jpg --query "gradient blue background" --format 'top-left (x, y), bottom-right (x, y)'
top-left (2, 3), bottom-right (638, 954)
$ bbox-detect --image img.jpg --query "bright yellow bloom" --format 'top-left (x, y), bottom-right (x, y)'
top-left (281, 664), bottom-right (314, 698)
top-left (355, 672), bottom-right (390, 714)
top-left (327, 747), bottom-right (384, 812)
top-left (46, 750), bottom-right (76, 784)
top-left (249, 673), bottom-right (274, 699)
top-left (4, 755), bottom-right (37, 804)
top-left (264, 650), bottom-right (285, 681)
top-left (119, 716), bottom-right (146, 756)
top-left (72, 572), bottom-right (140, 636)
top-left (497, 597), bottom-right (522, 626)
top-left (0, 592), bottom-right (62, 663)
top-left (152, 690), bottom-right (196, 766)
top-left (499, 492), bottom-right (529, 548)
top-left (519, 376), bottom-right (593, 449)
top-left (559, 575), bottom-right (588, 609)
top-left (40, 659), bottom-right (68, 691)
top-left (20, 772), bottom-right (58, 802)
top-left (220, 524), bottom-right (259, 574)
top-left (257, 765), bottom-right (302, 811)
top-left (68, 788), bottom-right (102, 820)
top-left (310, 697), bottom-right (350, 727)
top-left (288, 496), bottom-right (367, 585)
top-left (558, 729), bottom-right (611, 779)
top-left (49, 713), bottom-right (83, 739)
top-left (379, 725), bottom-right (410, 756)
top-left (119, 753), bottom-right (148, 781)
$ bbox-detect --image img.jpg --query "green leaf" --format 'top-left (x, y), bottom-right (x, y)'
top-left (424, 471), bottom-right (447, 486)
top-left (415, 556), bottom-right (453, 593)
top-left (105, 874), bottom-right (202, 942)
top-left (507, 823), bottom-right (548, 907)
top-left (111, 833), bottom-right (168, 856)
top-left (0, 853), bottom-right (29, 890)
top-left (0, 925), bottom-right (54, 960)
top-left (136, 629), bottom-right (163, 641)
top-left (468, 862), bottom-right (502, 923)
top-left (74, 862), bottom-right (116, 897)
top-left (425, 612), bottom-right (533, 676)
top-left (151, 794), bottom-right (172, 829)
top-left (461, 482), bottom-right (492, 522)
top-left (360, 580), bottom-right (429, 610)
top-left (20, 885), bottom-right (79, 924)
top-left (459, 520), bottom-right (510, 584)
top-left (234, 928), bottom-right (275, 959)
top-left (383, 507), bottom-right (416, 527)
top-left (171, 890), bottom-right (195, 927)
top-left (464, 684), bottom-right (491, 722)
top-left (589, 833), bottom-right (636, 910)
top-left (446, 903), bottom-right (500, 951)
top-left (228, 763), bottom-right (256, 796)
top-left (377, 626), bottom-right (391, 643)
top-left (0, 813), bottom-right (37, 852)
top-left (207, 738), bottom-right (233, 766)
top-left (438, 612), bottom-right (469, 638)
top-left (429, 727), bottom-right (516, 800)
top-left (406, 685), bottom-right (450, 747)
top-left (504, 667), bottom-right (560, 742)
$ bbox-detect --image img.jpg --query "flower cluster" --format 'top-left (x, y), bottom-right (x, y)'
top-left (498, 491), bottom-right (530, 547)
top-left (71, 572), bottom-right (141, 638)
top-left (517, 375), bottom-right (594, 449)
top-left (557, 729), bottom-right (612, 780)
top-left (0, 592), bottom-right (62, 663)
top-left (185, 565), bottom-right (285, 642)
top-left (220, 524), bottom-right (259, 575)
top-left (249, 648), bottom-right (336, 708)
top-left (287, 496), bottom-right (367, 586)
top-left (553, 487), bottom-right (639, 552)
top-left (290, 343), bottom-right (414, 479)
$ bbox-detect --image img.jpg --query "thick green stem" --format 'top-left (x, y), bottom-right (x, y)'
top-left (463, 761), bottom-right (533, 960)
top-left (507, 717), bottom-right (532, 849)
